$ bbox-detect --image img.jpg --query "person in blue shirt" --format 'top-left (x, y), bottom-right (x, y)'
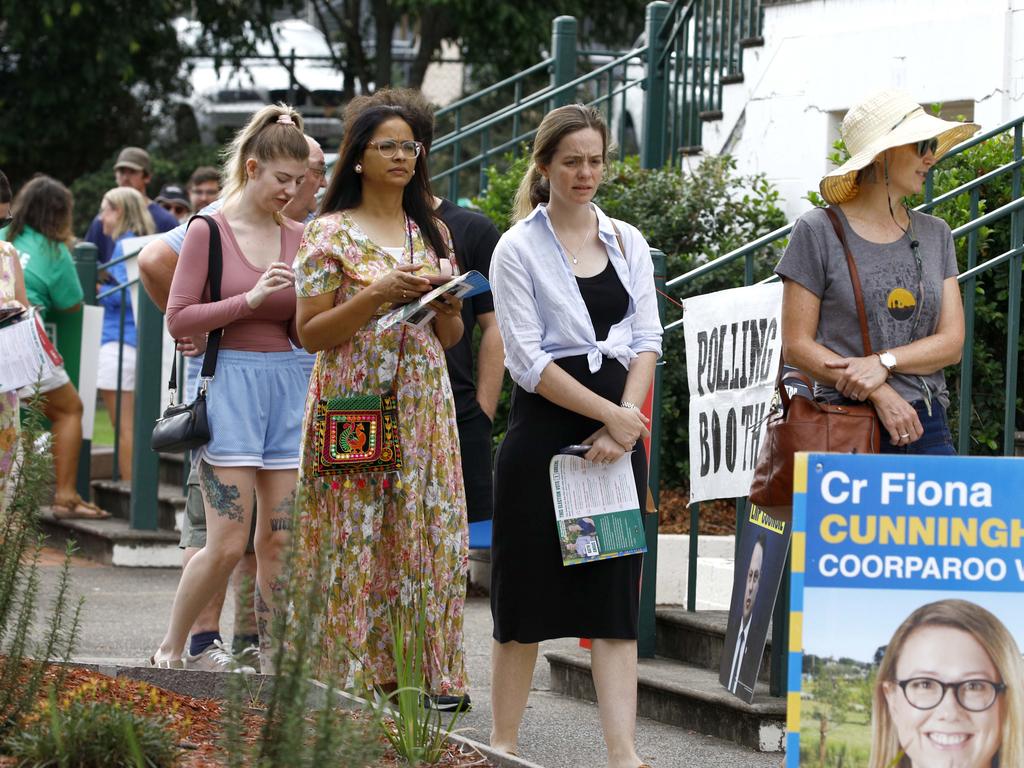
top-left (95, 187), bottom-right (155, 481)
top-left (83, 147), bottom-right (177, 263)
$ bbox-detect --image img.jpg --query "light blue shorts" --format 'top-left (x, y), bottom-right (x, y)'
top-left (192, 349), bottom-right (310, 470)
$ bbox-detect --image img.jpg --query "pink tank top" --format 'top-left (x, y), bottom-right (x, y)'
top-left (166, 212), bottom-right (304, 352)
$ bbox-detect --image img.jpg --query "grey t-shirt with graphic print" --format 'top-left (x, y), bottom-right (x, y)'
top-left (775, 206), bottom-right (958, 408)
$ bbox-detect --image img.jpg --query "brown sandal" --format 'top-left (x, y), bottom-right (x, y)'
top-left (52, 495), bottom-right (112, 520)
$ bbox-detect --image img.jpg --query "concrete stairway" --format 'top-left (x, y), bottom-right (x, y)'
top-left (39, 449), bottom-right (187, 567)
top-left (545, 607), bottom-right (786, 752)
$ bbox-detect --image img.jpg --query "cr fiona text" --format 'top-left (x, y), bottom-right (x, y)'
top-left (819, 471), bottom-right (992, 508)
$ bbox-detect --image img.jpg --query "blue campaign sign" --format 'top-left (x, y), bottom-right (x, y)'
top-left (786, 452), bottom-right (1024, 768)
top-left (802, 453), bottom-right (1024, 593)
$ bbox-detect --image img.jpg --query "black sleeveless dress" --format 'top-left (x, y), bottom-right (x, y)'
top-left (491, 259), bottom-right (646, 643)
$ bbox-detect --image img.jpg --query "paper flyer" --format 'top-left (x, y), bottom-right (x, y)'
top-left (376, 270), bottom-right (490, 331)
top-left (0, 308), bottom-right (63, 393)
top-left (786, 452), bottom-right (1024, 768)
top-left (549, 453), bottom-right (646, 567)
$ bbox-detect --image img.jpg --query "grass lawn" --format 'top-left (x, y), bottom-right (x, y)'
top-left (92, 404), bottom-right (114, 446)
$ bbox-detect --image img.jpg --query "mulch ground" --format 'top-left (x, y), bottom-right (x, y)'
top-left (0, 664), bottom-right (492, 767)
top-left (658, 488), bottom-right (738, 535)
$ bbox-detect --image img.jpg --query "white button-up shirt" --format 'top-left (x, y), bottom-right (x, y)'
top-left (490, 203), bottom-right (663, 393)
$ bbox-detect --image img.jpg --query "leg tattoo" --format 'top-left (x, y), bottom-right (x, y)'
top-left (199, 461), bottom-right (245, 522)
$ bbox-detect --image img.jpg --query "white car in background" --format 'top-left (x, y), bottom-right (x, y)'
top-left (171, 18), bottom-right (346, 149)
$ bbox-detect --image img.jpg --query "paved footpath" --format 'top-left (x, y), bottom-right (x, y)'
top-left (34, 550), bottom-right (781, 768)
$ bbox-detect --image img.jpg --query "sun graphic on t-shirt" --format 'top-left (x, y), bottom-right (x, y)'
top-left (886, 288), bottom-right (916, 321)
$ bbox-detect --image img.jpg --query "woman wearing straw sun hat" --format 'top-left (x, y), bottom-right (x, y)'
top-left (775, 89), bottom-right (978, 453)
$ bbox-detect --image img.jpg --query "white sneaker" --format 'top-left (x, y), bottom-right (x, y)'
top-left (184, 639), bottom-right (256, 673)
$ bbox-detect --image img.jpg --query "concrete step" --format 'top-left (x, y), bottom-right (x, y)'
top-left (38, 510), bottom-right (181, 567)
top-left (546, 647), bottom-right (786, 753)
top-left (92, 480), bottom-right (185, 532)
top-left (158, 452), bottom-right (188, 487)
top-left (655, 606), bottom-right (771, 684)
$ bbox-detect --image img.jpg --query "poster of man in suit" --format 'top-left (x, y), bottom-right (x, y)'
top-left (720, 505), bottom-right (791, 702)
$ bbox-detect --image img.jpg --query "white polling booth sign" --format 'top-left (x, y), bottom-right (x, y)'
top-left (682, 283), bottom-right (783, 504)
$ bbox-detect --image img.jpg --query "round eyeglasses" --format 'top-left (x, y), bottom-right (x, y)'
top-left (897, 677), bottom-right (1006, 712)
top-left (367, 139), bottom-right (423, 160)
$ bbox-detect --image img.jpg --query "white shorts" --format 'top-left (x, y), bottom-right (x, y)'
top-left (97, 342), bottom-right (136, 391)
top-left (17, 363), bottom-right (70, 399)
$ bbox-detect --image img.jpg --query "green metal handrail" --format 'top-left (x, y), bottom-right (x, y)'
top-left (431, 42), bottom-right (649, 199)
top-left (434, 58), bottom-right (555, 121)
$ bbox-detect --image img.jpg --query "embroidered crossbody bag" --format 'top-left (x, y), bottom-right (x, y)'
top-left (311, 216), bottom-right (423, 477)
top-left (311, 326), bottom-right (406, 476)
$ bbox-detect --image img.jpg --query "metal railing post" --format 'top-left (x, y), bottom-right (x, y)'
top-left (128, 289), bottom-right (162, 530)
top-left (1003, 125), bottom-right (1023, 456)
top-left (642, 1), bottom-right (671, 169)
top-left (958, 189), bottom-right (980, 455)
top-left (550, 16), bottom-right (577, 109)
top-left (639, 250), bottom-right (667, 657)
top-left (72, 242), bottom-right (97, 499)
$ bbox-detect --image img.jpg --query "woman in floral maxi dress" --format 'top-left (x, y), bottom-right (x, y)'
top-left (294, 100), bottom-right (468, 701)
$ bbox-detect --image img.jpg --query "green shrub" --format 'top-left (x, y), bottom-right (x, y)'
top-left (474, 154), bottom-right (788, 488)
top-left (218, 500), bottom-right (383, 768)
top-left (6, 692), bottom-right (178, 768)
top-left (0, 399), bottom-right (81, 743)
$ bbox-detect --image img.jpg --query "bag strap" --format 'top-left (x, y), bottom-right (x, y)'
top-left (824, 206), bottom-right (874, 357)
top-left (165, 214), bottom-right (225, 394)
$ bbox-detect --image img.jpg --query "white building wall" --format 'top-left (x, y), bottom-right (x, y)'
top-left (702, 0), bottom-right (1024, 221)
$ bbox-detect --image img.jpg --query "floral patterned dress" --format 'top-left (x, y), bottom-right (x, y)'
top-left (293, 211), bottom-right (468, 694)
top-left (0, 242), bottom-right (23, 510)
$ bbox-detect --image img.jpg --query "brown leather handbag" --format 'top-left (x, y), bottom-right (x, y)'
top-left (748, 208), bottom-right (883, 520)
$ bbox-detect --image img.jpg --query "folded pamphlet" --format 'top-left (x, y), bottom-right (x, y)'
top-left (549, 453), bottom-right (647, 566)
top-left (376, 270), bottom-right (490, 331)
top-left (0, 307), bottom-right (64, 393)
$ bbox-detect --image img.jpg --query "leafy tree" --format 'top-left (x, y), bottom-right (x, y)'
top-left (811, 663), bottom-right (852, 768)
top-left (241, 0), bottom-right (647, 99)
top-left (0, 0), bottom-right (187, 186)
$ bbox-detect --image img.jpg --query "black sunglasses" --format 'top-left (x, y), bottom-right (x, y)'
top-left (0, 215), bottom-right (12, 229)
top-left (916, 138), bottom-right (939, 157)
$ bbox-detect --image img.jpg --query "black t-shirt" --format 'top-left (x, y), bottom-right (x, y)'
top-left (436, 198), bottom-right (500, 419)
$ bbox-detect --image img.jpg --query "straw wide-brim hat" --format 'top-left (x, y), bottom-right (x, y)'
top-left (820, 89), bottom-right (979, 205)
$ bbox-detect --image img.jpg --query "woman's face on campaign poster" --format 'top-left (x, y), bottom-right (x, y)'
top-left (883, 625), bottom-right (1004, 768)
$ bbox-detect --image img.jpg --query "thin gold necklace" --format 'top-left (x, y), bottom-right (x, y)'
top-left (555, 218), bottom-right (595, 265)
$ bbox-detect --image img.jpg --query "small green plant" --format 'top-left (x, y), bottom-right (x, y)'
top-left (219, 493), bottom-right (383, 767)
top-left (6, 689), bottom-right (178, 768)
top-left (372, 594), bottom-right (464, 765)
top-left (0, 397), bottom-right (82, 743)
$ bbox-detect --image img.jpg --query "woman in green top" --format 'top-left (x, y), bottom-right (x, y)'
top-left (2, 175), bottom-right (110, 518)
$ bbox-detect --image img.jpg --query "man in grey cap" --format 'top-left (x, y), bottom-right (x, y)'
top-left (84, 146), bottom-right (179, 262)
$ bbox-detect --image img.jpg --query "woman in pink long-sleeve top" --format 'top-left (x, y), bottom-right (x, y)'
top-left (151, 104), bottom-right (310, 672)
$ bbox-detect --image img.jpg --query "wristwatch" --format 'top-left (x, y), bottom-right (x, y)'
top-left (878, 351), bottom-right (897, 376)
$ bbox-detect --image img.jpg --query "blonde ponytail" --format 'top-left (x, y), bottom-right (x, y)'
top-left (220, 103), bottom-right (308, 201)
top-left (512, 163), bottom-right (550, 223)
